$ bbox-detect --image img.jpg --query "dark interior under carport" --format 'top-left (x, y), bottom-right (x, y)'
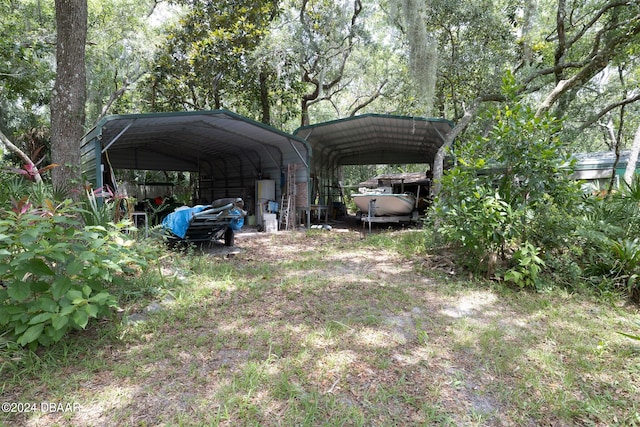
top-left (81, 110), bottom-right (312, 225)
top-left (294, 114), bottom-right (454, 211)
top-left (81, 111), bottom-right (454, 229)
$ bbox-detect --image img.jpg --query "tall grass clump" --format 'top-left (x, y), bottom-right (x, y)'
top-left (364, 227), bottom-right (429, 259)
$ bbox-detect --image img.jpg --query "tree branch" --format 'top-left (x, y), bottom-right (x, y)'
top-left (348, 80), bottom-right (388, 116)
top-left (578, 92), bottom-right (640, 131)
top-left (536, 17), bottom-right (640, 117)
top-left (431, 93), bottom-right (505, 196)
top-left (0, 129), bottom-right (43, 184)
top-left (95, 77), bottom-right (130, 124)
top-left (566, 1), bottom-right (629, 49)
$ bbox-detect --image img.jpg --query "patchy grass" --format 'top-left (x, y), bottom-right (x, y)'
top-left (1, 228), bottom-right (640, 426)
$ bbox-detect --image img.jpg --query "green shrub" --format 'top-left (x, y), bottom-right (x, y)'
top-left (433, 184), bottom-right (518, 275)
top-left (572, 177), bottom-right (640, 301)
top-left (430, 73), bottom-right (582, 282)
top-left (591, 237), bottom-right (640, 302)
top-left (0, 198), bottom-right (149, 348)
top-left (78, 186), bottom-right (116, 226)
top-left (502, 242), bottom-right (545, 289)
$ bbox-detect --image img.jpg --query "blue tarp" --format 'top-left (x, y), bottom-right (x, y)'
top-left (228, 209), bottom-right (244, 231)
top-left (161, 205), bottom-right (206, 239)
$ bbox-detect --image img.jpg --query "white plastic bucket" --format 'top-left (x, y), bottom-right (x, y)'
top-left (263, 213), bottom-right (278, 232)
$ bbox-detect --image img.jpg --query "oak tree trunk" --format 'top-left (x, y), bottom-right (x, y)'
top-left (50, 0), bottom-right (87, 193)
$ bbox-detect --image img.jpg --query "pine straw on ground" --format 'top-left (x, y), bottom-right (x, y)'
top-left (3, 228), bottom-right (640, 426)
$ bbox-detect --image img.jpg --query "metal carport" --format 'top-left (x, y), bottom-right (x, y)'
top-left (293, 114), bottom-right (453, 205)
top-left (81, 110), bottom-right (311, 218)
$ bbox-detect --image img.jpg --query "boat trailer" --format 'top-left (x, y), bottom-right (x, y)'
top-left (359, 198), bottom-right (419, 231)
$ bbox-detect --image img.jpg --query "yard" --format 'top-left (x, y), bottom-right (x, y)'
top-left (1, 227), bottom-right (639, 426)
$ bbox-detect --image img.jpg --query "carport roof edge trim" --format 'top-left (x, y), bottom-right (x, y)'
top-left (293, 113), bottom-right (455, 136)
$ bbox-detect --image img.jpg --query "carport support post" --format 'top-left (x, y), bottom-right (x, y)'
top-left (94, 139), bottom-right (103, 192)
top-left (367, 198), bottom-right (376, 233)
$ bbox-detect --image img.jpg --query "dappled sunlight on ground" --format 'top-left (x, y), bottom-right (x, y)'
top-left (354, 327), bottom-right (397, 348)
top-left (390, 346), bottom-right (436, 366)
top-left (315, 349), bottom-right (358, 377)
top-left (5, 227), bottom-right (640, 426)
top-left (24, 380), bottom-right (138, 427)
top-left (440, 290), bottom-right (498, 319)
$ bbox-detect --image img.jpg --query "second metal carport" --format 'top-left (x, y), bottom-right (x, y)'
top-left (294, 114), bottom-right (454, 206)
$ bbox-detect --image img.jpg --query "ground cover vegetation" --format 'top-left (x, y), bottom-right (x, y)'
top-left (0, 229), bottom-right (638, 426)
top-left (0, 166), bottom-right (160, 348)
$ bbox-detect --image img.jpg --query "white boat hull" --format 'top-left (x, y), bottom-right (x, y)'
top-left (353, 193), bottom-right (416, 216)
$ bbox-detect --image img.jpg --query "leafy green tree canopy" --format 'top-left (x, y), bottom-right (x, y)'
top-left (144, 0), bottom-right (279, 117)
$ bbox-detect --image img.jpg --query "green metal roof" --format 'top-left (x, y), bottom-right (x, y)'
top-left (572, 150), bottom-right (631, 171)
top-left (294, 114), bottom-right (454, 168)
top-left (82, 109), bottom-right (310, 172)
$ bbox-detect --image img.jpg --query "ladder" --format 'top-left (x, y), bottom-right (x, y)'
top-left (279, 164), bottom-right (297, 230)
top-left (279, 194), bottom-right (290, 231)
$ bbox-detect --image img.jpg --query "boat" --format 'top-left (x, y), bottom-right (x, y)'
top-left (352, 187), bottom-right (416, 216)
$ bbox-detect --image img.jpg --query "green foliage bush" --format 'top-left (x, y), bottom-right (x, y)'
top-left (433, 183), bottom-right (518, 274)
top-left (0, 169), bottom-right (153, 348)
top-left (502, 242), bottom-right (545, 289)
top-left (430, 74), bottom-right (582, 284)
top-left (575, 183), bottom-right (640, 302)
top-left (430, 78), bottom-right (640, 301)
top-left (0, 203), bottom-right (149, 348)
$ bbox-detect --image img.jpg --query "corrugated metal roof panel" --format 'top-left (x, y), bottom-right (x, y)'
top-left (82, 109), bottom-right (310, 186)
top-left (572, 150), bottom-right (630, 170)
top-left (295, 114), bottom-right (453, 169)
